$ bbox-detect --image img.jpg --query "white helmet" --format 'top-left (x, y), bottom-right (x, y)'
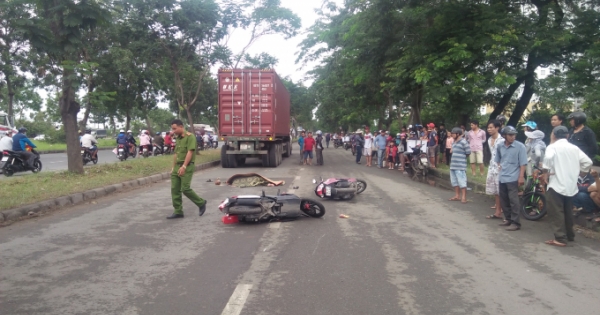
top-left (127, 130), bottom-right (132, 133)
top-left (91, 131), bottom-right (96, 136)
top-left (316, 130), bottom-right (322, 135)
top-left (119, 129), bottom-right (124, 133)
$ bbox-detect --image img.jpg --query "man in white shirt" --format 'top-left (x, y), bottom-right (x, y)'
top-left (541, 126), bottom-right (593, 247)
top-left (363, 126), bottom-right (374, 167)
top-left (80, 129), bottom-right (98, 159)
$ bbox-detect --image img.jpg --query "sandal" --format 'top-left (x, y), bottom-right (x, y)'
top-left (490, 205), bottom-right (496, 209)
top-left (486, 214), bottom-right (502, 219)
top-left (448, 197), bottom-right (460, 201)
top-left (461, 199), bottom-right (468, 204)
top-left (545, 240), bottom-right (566, 247)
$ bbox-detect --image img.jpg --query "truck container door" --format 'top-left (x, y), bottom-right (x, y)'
top-left (219, 71), bottom-right (245, 136)
top-left (247, 71), bottom-right (275, 136)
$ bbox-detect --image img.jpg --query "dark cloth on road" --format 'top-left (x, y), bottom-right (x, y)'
top-left (546, 188), bottom-right (575, 243)
top-left (499, 182), bottom-right (521, 226)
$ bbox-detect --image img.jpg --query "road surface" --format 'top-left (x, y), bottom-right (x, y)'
top-left (1, 145), bottom-right (599, 315)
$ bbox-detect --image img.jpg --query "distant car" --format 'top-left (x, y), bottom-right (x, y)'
top-left (34, 134), bottom-right (46, 141)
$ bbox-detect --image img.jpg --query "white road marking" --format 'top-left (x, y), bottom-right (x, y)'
top-left (221, 284), bottom-right (252, 315)
top-left (294, 175), bottom-right (301, 181)
top-left (312, 234), bottom-right (326, 255)
top-left (268, 222), bottom-right (281, 229)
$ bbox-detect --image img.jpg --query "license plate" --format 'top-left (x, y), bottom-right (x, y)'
top-left (143, 148), bottom-right (148, 152)
top-left (118, 149), bottom-right (124, 152)
top-left (81, 150), bottom-right (84, 154)
top-left (325, 186), bottom-right (332, 196)
top-left (1, 157), bottom-right (7, 162)
top-left (317, 184), bottom-right (324, 191)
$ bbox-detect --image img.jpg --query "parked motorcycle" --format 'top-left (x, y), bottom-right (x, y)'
top-left (313, 177), bottom-right (367, 200)
top-left (404, 144), bottom-right (428, 178)
top-left (140, 144), bottom-right (151, 158)
top-left (1, 149), bottom-right (42, 177)
top-left (343, 141), bottom-right (351, 151)
top-left (153, 144), bottom-right (163, 156)
top-left (212, 140), bottom-right (218, 149)
top-left (81, 147), bottom-right (98, 165)
top-left (163, 144), bottom-right (173, 155)
top-left (218, 190), bottom-right (326, 224)
top-left (333, 139), bottom-right (343, 149)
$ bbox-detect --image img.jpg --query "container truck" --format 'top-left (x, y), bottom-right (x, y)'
top-left (218, 69), bottom-right (291, 168)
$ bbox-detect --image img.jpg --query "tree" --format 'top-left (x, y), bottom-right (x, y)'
top-left (30, 0), bottom-right (111, 173)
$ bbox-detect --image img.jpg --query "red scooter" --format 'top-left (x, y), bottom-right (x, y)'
top-left (313, 177), bottom-right (367, 201)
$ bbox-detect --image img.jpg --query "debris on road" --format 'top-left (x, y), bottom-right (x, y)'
top-left (339, 214), bottom-right (349, 219)
top-left (215, 178), bottom-right (221, 185)
top-left (226, 173), bottom-right (285, 188)
top-left (206, 179), bottom-right (212, 182)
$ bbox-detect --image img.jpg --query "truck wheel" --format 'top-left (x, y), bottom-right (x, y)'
top-left (268, 144), bottom-right (277, 167)
top-left (228, 153), bottom-right (238, 168)
top-left (283, 140), bottom-right (291, 157)
top-left (236, 157), bottom-right (246, 166)
top-left (276, 143), bottom-right (282, 166)
top-left (262, 154), bottom-right (270, 167)
top-left (221, 145), bottom-right (230, 168)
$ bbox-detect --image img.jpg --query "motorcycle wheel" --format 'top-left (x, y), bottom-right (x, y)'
top-left (300, 199), bottom-right (326, 218)
top-left (92, 156), bottom-right (98, 164)
top-left (355, 179), bottom-right (367, 194)
top-left (32, 160), bottom-right (42, 173)
top-left (521, 192), bottom-right (547, 221)
top-left (3, 167), bottom-right (14, 177)
top-left (83, 155), bottom-right (88, 166)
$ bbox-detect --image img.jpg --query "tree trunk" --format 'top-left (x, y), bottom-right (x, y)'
top-left (185, 106), bottom-right (195, 133)
top-left (410, 85), bottom-right (424, 125)
top-left (145, 113), bottom-right (153, 135)
top-left (6, 76), bottom-right (14, 125)
top-left (125, 108), bottom-right (131, 132)
top-left (489, 75), bottom-right (526, 120)
top-left (79, 77), bottom-right (95, 131)
top-left (508, 73), bottom-right (536, 127)
top-left (60, 71), bottom-right (84, 174)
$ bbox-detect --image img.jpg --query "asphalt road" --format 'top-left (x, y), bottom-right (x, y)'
top-left (1, 145), bottom-right (599, 314)
top-left (0, 146), bottom-right (222, 179)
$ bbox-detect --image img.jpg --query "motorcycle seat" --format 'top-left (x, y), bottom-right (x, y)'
top-left (231, 196), bottom-right (262, 206)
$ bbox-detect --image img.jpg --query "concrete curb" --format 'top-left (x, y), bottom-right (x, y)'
top-left (428, 168), bottom-right (487, 194)
top-left (0, 160), bottom-right (221, 223)
top-left (38, 147), bottom-right (114, 155)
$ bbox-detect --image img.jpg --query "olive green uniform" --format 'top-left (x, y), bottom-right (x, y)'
top-left (171, 132), bottom-right (205, 215)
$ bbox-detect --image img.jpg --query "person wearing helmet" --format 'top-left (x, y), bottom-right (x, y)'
top-left (126, 130), bottom-right (137, 155)
top-left (81, 129), bottom-right (98, 160)
top-left (315, 130), bottom-right (324, 166)
top-left (466, 120), bottom-right (487, 177)
top-left (524, 128), bottom-right (546, 182)
top-left (298, 130), bottom-right (305, 164)
top-left (12, 127), bottom-right (37, 169)
top-left (355, 130), bottom-right (364, 164)
top-left (496, 114), bottom-right (507, 127)
top-left (116, 129), bottom-right (129, 155)
top-left (495, 125), bottom-right (528, 231)
top-left (567, 111), bottom-right (598, 160)
top-left (485, 119), bottom-right (505, 220)
top-left (540, 126), bottom-right (593, 246)
top-left (448, 127), bottom-right (470, 203)
top-left (140, 129), bottom-right (151, 149)
top-left (154, 131), bottom-right (165, 153)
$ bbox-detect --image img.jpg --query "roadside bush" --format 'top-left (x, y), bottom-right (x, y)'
top-left (45, 127), bottom-right (67, 144)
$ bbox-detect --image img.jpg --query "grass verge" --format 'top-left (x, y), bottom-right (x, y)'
top-left (35, 138), bottom-right (116, 151)
top-left (0, 150), bottom-right (220, 211)
top-left (435, 163), bottom-right (488, 185)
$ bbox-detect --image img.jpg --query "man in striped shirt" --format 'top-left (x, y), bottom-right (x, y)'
top-left (449, 127), bottom-right (471, 203)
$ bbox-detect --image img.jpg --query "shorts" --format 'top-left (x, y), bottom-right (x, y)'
top-left (372, 150), bottom-right (378, 157)
top-left (450, 170), bottom-right (467, 188)
top-left (363, 147), bottom-right (371, 156)
top-left (427, 145), bottom-right (437, 158)
top-left (387, 156), bottom-right (394, 162)
top-left (469, 151), bottom-right (483, 164)
top-left (303, 151), bottom-right (313, 159)
top-left (485, 173), bottom-right (500, 195)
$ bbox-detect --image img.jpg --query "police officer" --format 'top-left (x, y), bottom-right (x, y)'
top-left (167, 119), bottom-right (207, 219)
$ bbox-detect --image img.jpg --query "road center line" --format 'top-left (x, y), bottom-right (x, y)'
top-left (220, 284), bottom-right (252, 315)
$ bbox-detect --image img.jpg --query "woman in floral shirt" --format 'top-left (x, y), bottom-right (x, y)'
top-left (486, 120), bottom-right (505, 219)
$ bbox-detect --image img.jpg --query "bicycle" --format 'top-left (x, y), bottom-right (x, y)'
top-left (520, 165), bottom-right (547, 221)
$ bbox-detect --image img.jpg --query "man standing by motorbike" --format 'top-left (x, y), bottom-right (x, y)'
top-left (567, 112), bottom-right (598, 161)
top-left (355, 130), bottom-right (364, 164)
top-left (325, 133), bottom-right (331, 148)
top-left (315, 131), bottom-right (324, 165)
top-left (154, 132), bottom-right (165, 154)
top-left (167, 119), bottom-right (207, 219)
top-left (12, 127), bottom-right (37, 169)
top-left (81, 129), bottom-right (98, 160)
top-left (126, 130), bottom-right (137, 156)
top-left (164, 131), bottom-right (173, 153)
top-left (298, 131), bottom-right (305, 164)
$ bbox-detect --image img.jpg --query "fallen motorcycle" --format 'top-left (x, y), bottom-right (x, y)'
top-left (218, 190), bottom-right (325, 224)
top-left (313, 177), bottom-right (367, 200)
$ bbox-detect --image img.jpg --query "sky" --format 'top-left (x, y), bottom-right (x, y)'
top-left (224, 0), bottom-right (329, 85)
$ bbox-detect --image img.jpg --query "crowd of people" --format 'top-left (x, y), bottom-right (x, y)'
top-left (301, 111), bottom-right (598, 247)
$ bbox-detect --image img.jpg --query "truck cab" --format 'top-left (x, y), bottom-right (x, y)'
top-left (0, 112), bottom-right (17, 140)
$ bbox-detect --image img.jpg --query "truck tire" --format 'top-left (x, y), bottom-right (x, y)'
top-left (236, 156), bottom-right (246, 166)
top-left (276, 143), bottom-right (282, 166)
top-left (261, 154), bottom-right (269, 167)
top-left (228, 154), bottom-right (238, 168)
top-left (283, 140), bottom-right (291, 157)
top-left (268, 144), bottom-right (278, 167)
top-left (221, 145), bottom-right (231, 168)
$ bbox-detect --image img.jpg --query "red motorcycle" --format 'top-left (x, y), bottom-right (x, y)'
top-left (139, 144), bottom-right (151, 158)
top-left (313, 177), bottom-right (367, 200)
